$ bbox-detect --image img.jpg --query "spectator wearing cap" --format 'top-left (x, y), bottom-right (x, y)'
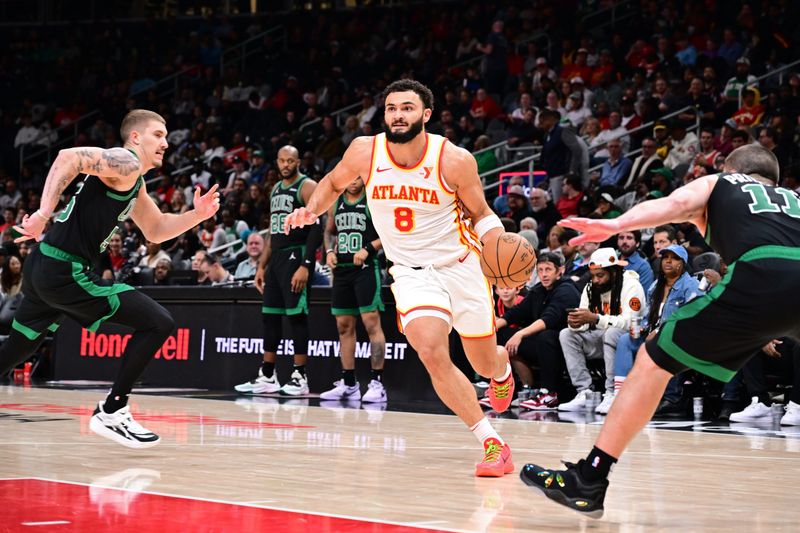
top-left (529, 187), bottom-right (562, 244)
top-left (721, 56), bottom-right (757, 116)
top-left (619, 96), bottom-right (642, 134)
top-left (663, 121), bottom-right (698, 170)
top-left (624, 137), bottom-right (663, 190)
top-left (531, 57), bottom-right (557, 92)
top-left (248, 150), bottom-right (268, 185)
top-left (590, 192), bottom-right (622, 219)
top-left (537, 109), bottom-right (590, 200)
top-left (493, 176), bottom-right (528, 215)
top-left (649, 167), bottom-right (674, 196)
top-left (502, 184), bottom-right (533, 229)
top-left (224, 156), bottom-right (251, 194)
top-left (558, 247), bottom-right (646, 413)
top-left (570, 75), bottom-right (595, 110)
top-left (653, 121), bottom-right (671, 156)
top-left (613, 243), bottom-right (700, 414)
top-left (556, 174), bottom-right (584, 218)
top-left (617, 230), bottom-right (654, 290)
top-left (731, 86), bottom-right (764, 128)
top-left (597, 138), bottom-right (632, 188)
top-left (496, 252), bottom-right (581, 410)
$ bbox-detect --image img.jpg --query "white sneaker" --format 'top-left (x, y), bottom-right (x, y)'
top-left (595, 392), bottom-right (616, 414)
top-left (557, 389), bottom-right (594, 412)
top-left (730, 396), bottom-right (772, 422)
top-left (362, 379), bottom-right (387, 403)
top-left (319, 380), bottom-right (361, 400)
top-left (279, 370), bottom-right (309, 396)
top-left (234, 368), bottom-right (281, 394)
top-left (89, 401), bottom-right (160, 449)
top-left (781, 401), bottom-right (800, 426)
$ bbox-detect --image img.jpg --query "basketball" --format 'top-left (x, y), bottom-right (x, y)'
top-left (480, 232), bottom-right (537, 288)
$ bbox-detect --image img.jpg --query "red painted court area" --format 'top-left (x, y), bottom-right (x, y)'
top-left (0, 479), bottom-right (448, 533)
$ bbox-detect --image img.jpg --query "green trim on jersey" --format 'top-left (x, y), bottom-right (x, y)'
top-left (12, 319), bottom-right (43, 341)
top-left (274, 174), bottom-right (309, 206)
top-left (657, 244), bottom-right (800, 382)
top-left (105, 175), bottom-right (143, 201)
top-left (70, 262), bottom-right (135, 332)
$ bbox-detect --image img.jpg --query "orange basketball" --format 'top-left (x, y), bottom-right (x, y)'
top-left (480, 232), bottom-right (537, 288)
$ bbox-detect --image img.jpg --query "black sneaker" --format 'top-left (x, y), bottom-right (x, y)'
top-left (716, 402), bottom-right (738, 422)
top-left (654, 398), bottom-right (686, 417)
top-left (520, 461), bottom-right (608, 519)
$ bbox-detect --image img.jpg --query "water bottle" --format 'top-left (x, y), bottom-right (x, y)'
top-left (698, 276), bottom-right (710, 292)
top-left (630, 316), bottom-right (641, 339)
top-left (518, 385), bottom-right (532, 402)
top-left (693, 397), bottom-right (703, 418)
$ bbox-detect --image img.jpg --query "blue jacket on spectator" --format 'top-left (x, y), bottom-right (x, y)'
top-left (624, 252), bottom-right (654, 293)
top-left (599, 156), bottom-right (633, 187)
top-left (642, 271), bottom-right (700, 331)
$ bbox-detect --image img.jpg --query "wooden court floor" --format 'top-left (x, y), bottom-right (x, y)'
top-left (1, 385), bottom-right (799, 532)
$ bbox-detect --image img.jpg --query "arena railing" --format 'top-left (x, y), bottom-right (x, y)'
top-left (298, 101), bottom-right (363, 132)
top-left (220, 25), bottom-right (288, 74)
top-left (737, 58), bottom-right (800, 107)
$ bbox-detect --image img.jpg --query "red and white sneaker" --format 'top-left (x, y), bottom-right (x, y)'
top-left (520, 390), bottom-right (559, 411)
top-left (487, 373), bottom-right (515, 413)
top-left (475, 437), bottom-right (514, 477)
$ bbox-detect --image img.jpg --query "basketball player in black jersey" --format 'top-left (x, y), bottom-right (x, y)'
top-left (320, 176), bottom-right (388, 403)
top-left (520, 144), bottom-right (799, 517)
top-left (235, 145), bottom-right (322, 396)
top-left (5, 109), bottom-right (220, 449)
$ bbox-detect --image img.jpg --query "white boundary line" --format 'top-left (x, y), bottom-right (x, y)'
top-left (13, 476), bottom-right (472, 533)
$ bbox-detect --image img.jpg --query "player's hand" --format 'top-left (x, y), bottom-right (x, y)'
top-left (505, 331), bottom-right (524, 357)
top-left (13, 210), bottom-right (48, 243)
top-left (763, 339), bottom-right (782, 358)
top-left (284, 207), bottom-right (318, 234)
top-left (353, 248), bottom-right (368, 266)
top-left (558, 217), bottom-right (622, 245)
top-left (193, 184), bottom-right (221, 220)
top-left (326, 250), bottom-right (338, 269)
top-left (291, 265), bottom-right (309, 293)
top-left (254, 267), bottom-right (265, 294)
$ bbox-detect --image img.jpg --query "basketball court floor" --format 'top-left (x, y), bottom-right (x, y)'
top-left (1, 383), bottom-right (798, 532)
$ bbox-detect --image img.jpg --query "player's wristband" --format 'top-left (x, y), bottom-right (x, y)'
top-left (474, 214), bottom-right (504, 240)
top-left (363, 242), bottom-right (376, 255)
top-left (325, 249), bottom-right (335, 255)
top-left (34, 210), bottom-right (50, 221)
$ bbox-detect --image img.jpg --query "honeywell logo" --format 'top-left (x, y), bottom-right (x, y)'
top-left (80, 328), bottom-right (191, 360)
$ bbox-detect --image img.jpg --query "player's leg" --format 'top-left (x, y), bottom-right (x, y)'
top-left (281, 312), bottom-right (310, 395)
top-left (360, 310), bottom-right (387, 402)
top-left (84, 290), bottom-right (175, 449)
top-left (320, 314), bottom-right (360, 400)
top-left (404, 317), bottom-right (513, 477)
top-left (237, 256), bottom-right (285, 393)
top-left (0, 300), bottom-right (61, 377)
top-left (461, 335), bottom-right (514, 412)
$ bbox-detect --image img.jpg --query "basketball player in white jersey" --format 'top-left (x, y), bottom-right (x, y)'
top-left (285, 79), bottom-right (515, 477)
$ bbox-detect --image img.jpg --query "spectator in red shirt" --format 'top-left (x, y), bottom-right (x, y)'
top-left (470, 89), bottom-right (503, 122)
top-left (556, 174), bottom-right (584, 218)
top-left (0, 208), bottom-right (15, 235)
top-left (561, 49), bottom-right (592, 84)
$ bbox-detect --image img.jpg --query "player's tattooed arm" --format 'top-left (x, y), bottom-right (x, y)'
top-left (39, 147), bottom-right (140, 215)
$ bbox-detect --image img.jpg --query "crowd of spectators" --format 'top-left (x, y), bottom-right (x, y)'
top-left (2, 1), bottom-right (800, 419)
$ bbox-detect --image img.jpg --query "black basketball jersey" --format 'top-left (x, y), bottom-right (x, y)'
top-left (706, 172), bottom-right (800, 263)
top-left (44, 173), bottom-right (143, 266)
top-left (333, 192), bottom-right (378, 265)
top-left (269, 175), bottom-right (311, 249)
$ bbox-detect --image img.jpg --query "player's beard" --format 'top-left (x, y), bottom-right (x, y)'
top-left (384, 116), bottom-right (424, 144)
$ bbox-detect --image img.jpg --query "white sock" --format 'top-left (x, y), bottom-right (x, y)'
top-left (494, 362), bottom-right (511, 382)
top-left (614, 376), bottom-right (626, 394)
top-left (470, 417), bottom-right (503, 445)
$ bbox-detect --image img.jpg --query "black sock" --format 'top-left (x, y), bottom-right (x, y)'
top-left (370, 369), bottom-right (383, 382)
top-left (343, 369), bottom-right (356, 386)
top-left (579, 446), bottom-right (618, 483)
top-left (261, 361), bottom-right (275, 377)
top-left (757, 393), bottom-right (771, 406)
top-left (293, 365), bottom-right (306, 377)
top-left (103, 393), bottom-right (128, 413)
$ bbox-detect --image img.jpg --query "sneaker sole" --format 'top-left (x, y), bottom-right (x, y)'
top-left (520, 471), bottom-right (604, 519)
top-left (361, 396), bottom-right (387, 403)
top-left (89, 417), bottom-right (161, 450)
top-left (475, 460), bottom-right (515, 477)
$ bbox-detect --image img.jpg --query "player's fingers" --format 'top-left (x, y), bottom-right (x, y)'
top-left (207, 184), bottom-right (220, 195)
top-left (14, 234), bottom-right (33, 244)
top-left (568, 234), bottom-right (594, 246)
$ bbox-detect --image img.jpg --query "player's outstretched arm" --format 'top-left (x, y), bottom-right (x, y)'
top-left (131, 183), bottom-right (220, 243)
top-left (440, 142), bottom-right (504, 244)
top-left (559, 175), bottom-right (718, 245)
top-left (14, 147), bottom-right (142, 243)
top-left (284, 136), bottom-right (372, 234)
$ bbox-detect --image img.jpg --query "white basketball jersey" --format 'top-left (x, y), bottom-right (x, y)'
top-left (365, 133), bottom-right (481, 267)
